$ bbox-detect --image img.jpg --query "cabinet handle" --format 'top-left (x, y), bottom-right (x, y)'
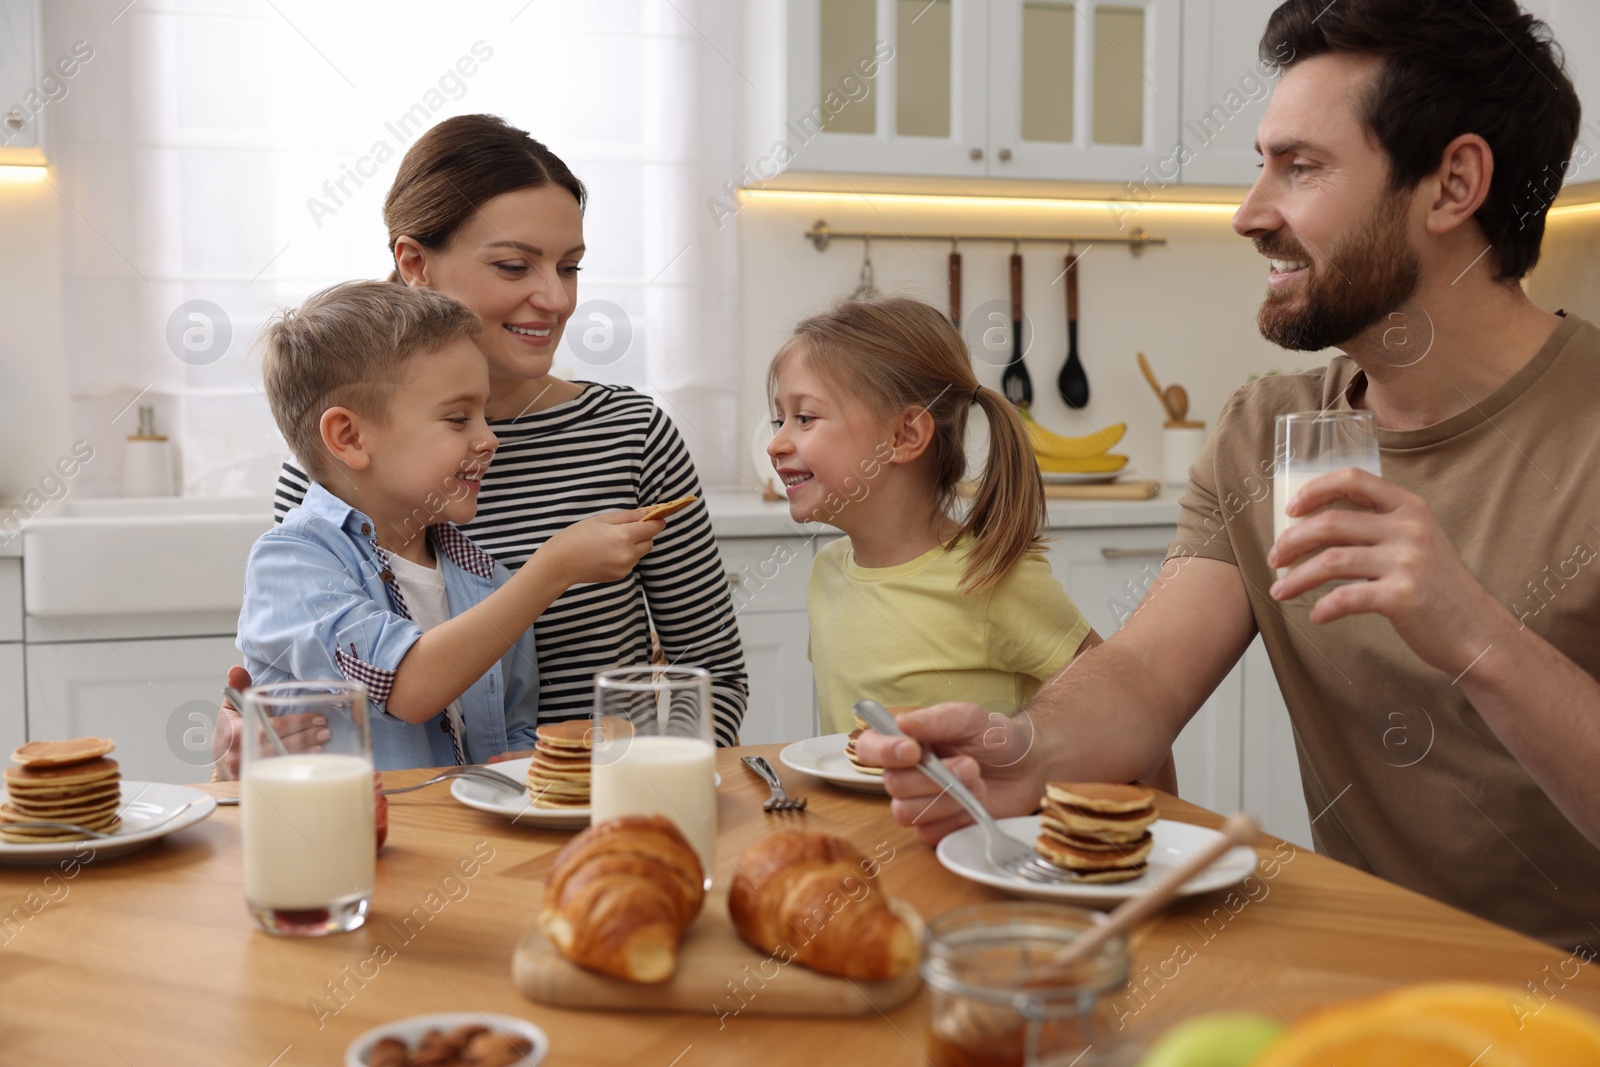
top-left (1099, 547), bottom-right (1168, 561)
top-left (4, 110), bottom-right (23, 131)
top-left (969, 147), bottom-right (983, 161)
top-left (998, 148), bottom-right (1012, 162)
top-left (726, 572), bottom-right (743, 586)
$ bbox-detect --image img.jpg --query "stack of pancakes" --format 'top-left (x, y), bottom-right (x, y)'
top-left (1034, 782), bottom-right (1157, 884)
top-left (2, 738), bottom-right (122, 843)
top-left (526, 721), bottom-right (595, 809)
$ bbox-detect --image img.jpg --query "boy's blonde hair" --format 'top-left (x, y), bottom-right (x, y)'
top-left (768, 296), bottom-right (1046, 592)
top-left (261, 281), bottom-right (481, 483)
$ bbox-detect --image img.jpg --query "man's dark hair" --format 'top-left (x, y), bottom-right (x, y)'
top-left (1262, 0), bottom-right (1580, 279)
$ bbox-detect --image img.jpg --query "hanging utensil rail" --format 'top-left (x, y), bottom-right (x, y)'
top-left (804, 220), bottom-right (1166, 255)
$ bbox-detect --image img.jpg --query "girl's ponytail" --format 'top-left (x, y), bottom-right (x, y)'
top-left (958, 386), bottom-right (1046, 592)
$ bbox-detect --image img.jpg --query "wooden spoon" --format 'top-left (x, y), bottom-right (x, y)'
top-left (948, 246), bottom-right (962, 330)
top-left (1048, 812), bottom-right (1260, 970)
top-left (1137, 351), bottom-right (1180, 422)
top-left (1164, 384), bottom-right (1189, 423)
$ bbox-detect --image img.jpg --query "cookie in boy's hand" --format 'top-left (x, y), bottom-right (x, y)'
top-left (639, 495), bottom-right (697, 521)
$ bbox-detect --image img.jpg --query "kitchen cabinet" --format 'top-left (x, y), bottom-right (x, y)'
top-left (1048, 524), bottom-right (1311, 845)
top-left (0, 0), bottom-right (43, 164)
top-left (0, 558), bottom-right (20, 759)
top-left (0, 557), bottom-right (20, 643)
top-left (735, 613), bottom-right (816, 745)
top-left (1046, 524), bottom-right (1244, 818)
top-left (25, 635), bottom-right (239, 784)
top-left (769, 0), bottom-right (1181, 182)
top-left (719, 535), bottom-right (818, 745)
top-left (1522, 0), bottom-right (1600, 157)
top-left (0, 644), bottom-right (21, 763)
top-left (1177, 0), bottom-right (1285, 186)
top-left (1240, 634), bottom-right (1311, 847)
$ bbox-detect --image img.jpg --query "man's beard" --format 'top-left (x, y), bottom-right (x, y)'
top-left (1256, 190), bottom-right (1421, 353)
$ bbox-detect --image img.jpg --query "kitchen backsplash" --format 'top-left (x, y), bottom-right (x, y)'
top-left (4, 183), bottom-right (1598, 503)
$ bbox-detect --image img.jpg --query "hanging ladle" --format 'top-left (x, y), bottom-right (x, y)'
top-left (1057, 244), bottom-right (1091, 408)
top-left (850, 235), bottom-right (879, 300)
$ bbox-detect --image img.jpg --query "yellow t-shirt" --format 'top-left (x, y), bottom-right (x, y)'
top-left (808, 537), bottom-right (1092, 734)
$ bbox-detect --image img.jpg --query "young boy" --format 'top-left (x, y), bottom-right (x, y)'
top-left (238, 281), bottom-right (661, 769)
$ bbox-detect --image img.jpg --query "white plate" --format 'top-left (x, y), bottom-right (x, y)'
top-left (345, 1012), bottom-right (548, 1067)
top-left (450, 758), bottom-right (590, 829)
top-left (936, 817), bottom-right (1257, 904)
top-left (450, 759), bottom-right (725, 829)
top-left (0, 781), bottom-right (217, 865)
top-left (778, 734), bottom-right (888, 795)
top-left (1041, 471), bottom-right (1124, 485)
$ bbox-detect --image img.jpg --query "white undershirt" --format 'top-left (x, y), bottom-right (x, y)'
top-left (385, 550), bottom-right (467, 752)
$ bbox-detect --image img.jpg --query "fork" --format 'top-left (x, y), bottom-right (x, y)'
top-left (1, 800), bottom-right (201, 841)
top-left (377, 766), bottom-right (525, 797)
top-left (741, 755), bottom-right (807, 812)
top-left (853, 700), bottom-right (1073, 884)
top-left (212, 765), bottom-right (524, 806)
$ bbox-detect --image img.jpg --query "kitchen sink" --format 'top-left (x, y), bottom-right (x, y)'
top-left (22, 496), bottom-right (274, 617)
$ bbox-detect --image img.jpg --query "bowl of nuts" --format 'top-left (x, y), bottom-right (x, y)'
top-left (345, 1013), bottom-right (547, 1067)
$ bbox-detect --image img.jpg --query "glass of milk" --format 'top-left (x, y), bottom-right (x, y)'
top-left (591, 667), bottom-right (716, 887)
top-left (240, 680), bottom-right (375, 936)
top-left (1273, 410), bottom-right (1382, 588)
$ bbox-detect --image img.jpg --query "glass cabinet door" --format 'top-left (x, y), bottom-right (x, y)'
top-left (784, 0), bottom-right (988, 176)
top-left (987, 0), bottom-right (1181, 182)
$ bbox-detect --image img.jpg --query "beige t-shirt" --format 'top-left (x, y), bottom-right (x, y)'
top-left (809, 537), bottom-right (1092, 735)
top-left (1170, 312), bottom-right (1600, 948)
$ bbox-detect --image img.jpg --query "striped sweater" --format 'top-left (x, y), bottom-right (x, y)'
top-left (275, 383), bottom-right (747, 746)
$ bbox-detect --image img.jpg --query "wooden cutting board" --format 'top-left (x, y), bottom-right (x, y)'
top-left (960, 479), bottom-right (1161, 500)
top-left (512, 890), bottom-right (922, 1016)
top-left (1043, 480), bottom-right (1161, 500)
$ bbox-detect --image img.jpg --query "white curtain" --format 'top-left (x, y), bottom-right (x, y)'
top-left (45, 0), bottom-right (744, 497)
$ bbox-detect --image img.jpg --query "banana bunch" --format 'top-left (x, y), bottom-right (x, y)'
top-left (1021, 410), bottom-right (1129, 475)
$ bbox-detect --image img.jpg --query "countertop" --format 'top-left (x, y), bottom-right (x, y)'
top-left (705, 488), bottom-right (1184, 538)
top-left (2, 490), bottom-right (1187, 557)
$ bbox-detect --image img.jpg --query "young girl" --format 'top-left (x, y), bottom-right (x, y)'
top-left (767, 295), bottom-right (1104, 736)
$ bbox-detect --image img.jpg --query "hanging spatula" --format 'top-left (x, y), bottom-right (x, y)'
top-left (1001, 249), bottom-right (1032, 408)
top-left (1057, 249), bottom-right (1090, 408)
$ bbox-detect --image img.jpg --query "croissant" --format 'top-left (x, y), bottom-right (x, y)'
top-left (729, 830), bottom-right (918, 980)
top-left (539, 814), bottom-right (705, 983)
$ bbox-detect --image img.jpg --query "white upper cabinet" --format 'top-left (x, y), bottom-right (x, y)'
top-left (0, 0), bottom-right (43, 163)
top-left (1177, 0), bottom-right (1284, 186)
top-left (1521, 0), bottom-right (1600, 173)
top-left (987, 0), bottom-right (1180, 182)
top-left (781, 0), bottom-right (990, 177)
top-left (770, 0), bottom-right (1182, 182)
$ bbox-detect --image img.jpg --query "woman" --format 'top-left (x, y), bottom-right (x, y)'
top-left (215, 115), bottom-right (747, 774)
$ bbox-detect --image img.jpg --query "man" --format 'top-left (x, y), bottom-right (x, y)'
top-left (859, 0), bottom-right (1600, 949)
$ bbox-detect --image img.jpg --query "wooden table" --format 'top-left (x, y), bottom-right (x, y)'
top-left (3, 744), bottom-right (1598, 1064)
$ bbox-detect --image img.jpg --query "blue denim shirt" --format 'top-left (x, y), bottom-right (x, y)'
top-left (237, 482), bottom-right (540, 770)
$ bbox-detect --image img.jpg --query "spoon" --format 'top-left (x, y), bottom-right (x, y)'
top-left (1001, 249), bottom-right (1033, 407)
top-left (1137, 351), bottom-right (1180, 422)
top-left (1164, 384), bottom-right (1189, 423)
top-left (1056, 249), bottom-right (1090, 409)
top-left (948, 243), bottom-right (962, 330)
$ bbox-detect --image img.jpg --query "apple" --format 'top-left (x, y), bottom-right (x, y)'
top-left (1139, 1013), bottom-right (1284, 1067)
